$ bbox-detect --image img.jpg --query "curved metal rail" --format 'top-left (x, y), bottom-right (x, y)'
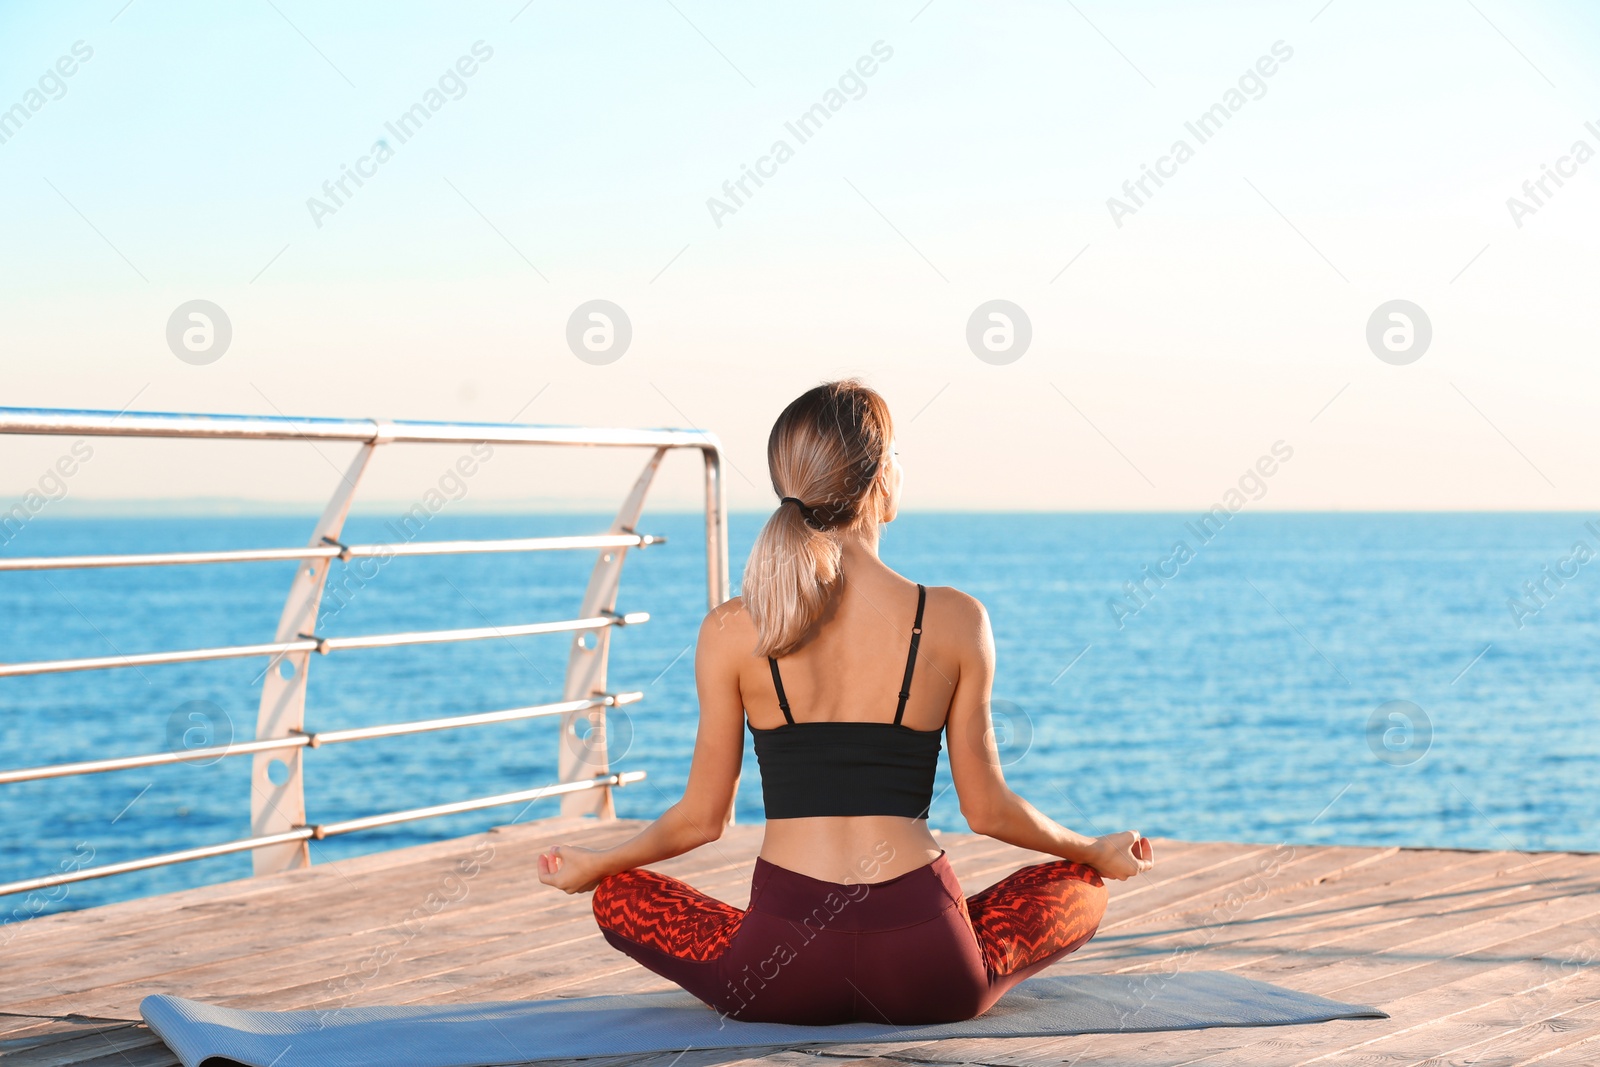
top-left (0, 532), bottom-right (665, 572)
top-left (0, 405), bottom-right (729, 897)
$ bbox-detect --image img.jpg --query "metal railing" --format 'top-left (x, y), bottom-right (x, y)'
top-left (0, 405), bottom-right (728, 897)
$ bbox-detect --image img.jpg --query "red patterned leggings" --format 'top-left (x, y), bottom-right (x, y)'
top-left (591, 849), bottom-right (1106, 1025)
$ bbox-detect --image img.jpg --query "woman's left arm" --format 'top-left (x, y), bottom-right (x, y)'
top-left (538, 603), bottom-right (746, 894)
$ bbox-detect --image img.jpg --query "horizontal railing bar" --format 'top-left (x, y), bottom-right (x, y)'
top-left (0, 545), bottom-right (341, 572)
top-left (0, 735), bottom-right (310, 784)
top-left (0, 829), bottom-right (315, 898)
top-left (0, 638), bottom-right (320, 678)
top-left (308, 691), bottom-right (643, 746)
top-left (0, 533), bottom-right (664, 573)
top-left (315, 613), bottom-right (649, 653)
top-left (0, 406), bottom-right (719, 451)
top-left (0, 772), bottom-right (639, 898)
top-left (312, 771), bottom-right (647, 839)
top-left (0, 612), bottom-right (647, 678)
top-left (359, 533), bottom-right (664, 559)
top-left (0, 692), bottom-right (645, 784)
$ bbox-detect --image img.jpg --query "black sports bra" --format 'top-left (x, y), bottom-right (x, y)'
top-left (749, 583), bottom-right (943, 820)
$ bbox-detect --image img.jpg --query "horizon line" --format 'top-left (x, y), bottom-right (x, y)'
top-left (7, 498), bottom-right (1597, 518)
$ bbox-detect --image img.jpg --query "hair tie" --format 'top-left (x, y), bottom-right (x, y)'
top-left (779, 495), bottom-right (826, 530)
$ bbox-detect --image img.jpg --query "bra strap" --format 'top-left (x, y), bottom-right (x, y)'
top-left (894, 584), bottom-right (926, 725)
top-left (767, 657), bottom-right (796, 724)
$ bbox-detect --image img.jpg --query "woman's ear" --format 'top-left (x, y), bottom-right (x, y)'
top-left (874, 478), bottom-right (892, 522)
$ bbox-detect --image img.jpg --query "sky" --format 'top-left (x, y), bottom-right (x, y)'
top-left (1, 0), bottom-right (1597, 513)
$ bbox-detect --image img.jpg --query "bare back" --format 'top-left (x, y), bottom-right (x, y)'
top-left (730, 569), bottom-right (970, 883)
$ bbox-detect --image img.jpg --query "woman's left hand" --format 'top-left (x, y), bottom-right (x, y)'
top-left (537, 843), bottom-right (611, 894)
top-left (1085, 831), bottom-right (1155, 881)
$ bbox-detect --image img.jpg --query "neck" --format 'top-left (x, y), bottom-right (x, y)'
top-left (837, 521), bottom-right (883, 567)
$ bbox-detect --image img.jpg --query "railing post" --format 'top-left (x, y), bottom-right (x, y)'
top-left (558, 448), bottom-right (667, 817)
top-left (703, 444), bottom-right (728, 611)
top-left (699, 443), bottom-right (736, 827)
top-left (250, 438), bottom-right (380, 875)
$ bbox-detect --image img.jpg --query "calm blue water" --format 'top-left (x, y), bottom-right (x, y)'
top-left (3, 511), bottom-right (1597, 924)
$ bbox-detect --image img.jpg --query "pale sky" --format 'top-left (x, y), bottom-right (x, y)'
top-left (2, 0), bottom-right (1597, 513)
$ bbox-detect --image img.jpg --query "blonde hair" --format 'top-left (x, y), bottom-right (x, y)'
top-left (741, 378), bottom-right (895, 659)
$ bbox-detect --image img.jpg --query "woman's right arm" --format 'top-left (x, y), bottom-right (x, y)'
top-left (944, 591), bottom-right (1154, 881)
top-left (538, 604), bottom-right (745, 893)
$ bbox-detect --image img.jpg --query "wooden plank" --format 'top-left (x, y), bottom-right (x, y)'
top-left (1098, 850), bottom-right (1575, 978)
top-left (0, 824), bottom-right (627, 1001)
top-left (2, 821), bottom-right (1128, 999)
top-left (362, 838), bottom-right (1155, 1007)
top-left (3, 813), bottom-right (609, 942)
top-left (1096, 903), bottom-right (1600, 1065)
top-left (1243, 871), bottom-right (1599, 998)
top-left (4, 832), bottom-right (1025, 1019)
top-left (747, 856), bottom-right (1600, 1067)
top-left (1318, 900), bottom-right (1600, 1003)
top-left (3, 831), bottom-right (902, 1011)
top-left (955, 929), bottom-right (1598, 1067)
top-left (601, 844), bottom-right (1587, 1062)
top-left (0, 823), bottom-right (755, 1016)
top-left (1166, 851), bottom-right (1571, 964)
top-left (30, 1033), bottom-right (180, 1067)
top-left (9, 828), bottom-right (1598, 1067)
top-left (1521, 1022), bottom-right (1600, 1066)
top-left (1182, 931), bottom-right (1600, 1065)
top-left (4, 822), bottom-right (1012, 1000)
top-left (1098, 844), bottom-right (1303, 932)
top-left (769, 848), bottom-right (1401, 1065)
top-left (1185, 855), bottom-right (1576, 989)
top-left (0, 817), bottom-right (651, 970)
top-left (741, 849), bottom-right (1432, 1067)
top-left (1075, 848), bottom-right (1505, 976)
top-left (1, 1022), bottom-right (169, 1067)
top-left (6, 892), bottom-right (623, 1017)
top-left (1349, 978), bottom-right (1600, 1066)
top-left (0, 1014), bottom-right (127, 1041)
top-left (1027, 862), bottom-right (1600, 1065)
top-left (0, 1017), bottom-right (140, 1056)
top-left (857, 852), bottom-right (1597, 1067)
top-left (1065, 844), bottom-right (1395, 968)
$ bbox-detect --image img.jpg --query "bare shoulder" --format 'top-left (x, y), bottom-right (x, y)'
top-left (698, 595), bottom-right (755, 657)
top-left (922, 585), bottom-right (990, 642)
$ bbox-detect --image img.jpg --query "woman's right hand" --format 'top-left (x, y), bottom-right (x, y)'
top-left (537, 843), bottom-right (612, 895)
top-left (1086, 830), bottom-right (1155, 880)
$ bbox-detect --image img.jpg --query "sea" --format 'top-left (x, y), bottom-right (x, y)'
top-left (2, 511), bottom-right (1596, 922)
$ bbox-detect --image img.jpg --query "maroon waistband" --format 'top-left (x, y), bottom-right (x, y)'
top-left (748, 848), bottom-right (964, 931)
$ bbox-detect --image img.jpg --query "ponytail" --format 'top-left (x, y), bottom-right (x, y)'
top-left (741, 379), bottom-right (894, 659)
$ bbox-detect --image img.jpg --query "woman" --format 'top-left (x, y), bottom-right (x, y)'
top-left (537, 378), bottom-right (1154, 1025)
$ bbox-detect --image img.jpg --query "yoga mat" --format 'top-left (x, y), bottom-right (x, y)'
top-left (141, 971), bottom-right (1387, 1067)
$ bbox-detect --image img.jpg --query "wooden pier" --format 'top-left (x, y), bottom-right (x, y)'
top-left (3, 816), bottom-right (1597, 1066)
